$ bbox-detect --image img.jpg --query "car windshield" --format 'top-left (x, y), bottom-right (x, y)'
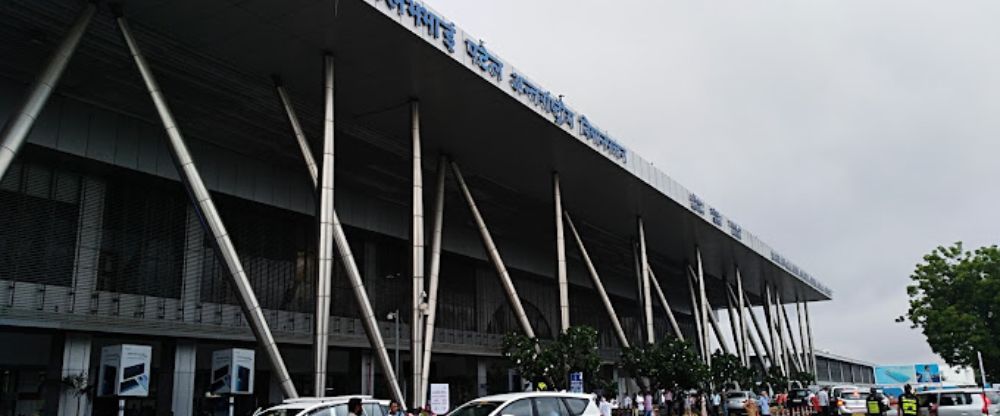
top-left (257, 408), bottom-right (308, 416)
top-left (727, 393), bottom-right (747, 399)
top-left (793, 391), bottom-right (809, 398)
top-left (448, 401), bottom-right (503, 416)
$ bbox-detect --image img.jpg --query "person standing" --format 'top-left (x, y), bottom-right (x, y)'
top-left (866, 388), bottom-right (887, 416)
top-left (711, 392), bottom-right (721, 416)
top-left (600, 395), bottom-right (614, 416)
top-left (348, 398), bottom-right (364, 416)
top-left (897, 385), bottom-right (918, 416)
top-left (388, 401), bottom-right (406, 416)
top-left (817, 388), bottom-right (830, 416)
top-left (645, 391), bottom-right (655, 416)
top-left (758, 391), bottom-right (771, 416)
top-left (624, 393), bottom-right (634, 413)
top-left (665, 389), bottom-right (675, 416)
top-left (636, 392), bottom-right (645, 416)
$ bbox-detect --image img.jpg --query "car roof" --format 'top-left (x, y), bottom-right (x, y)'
top-left (266, 396), bottom-right (382, 413)
top-left (465, 392), bottom-right (595, 403)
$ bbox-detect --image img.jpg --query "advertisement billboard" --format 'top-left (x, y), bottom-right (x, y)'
top-left (914, 364), bottom-right (941, 383)
top-left (210, 348), bottom-right (255, 395)
top-left (97, 344), bottom-right (152, 397)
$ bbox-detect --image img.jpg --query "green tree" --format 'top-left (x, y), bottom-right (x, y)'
top-left (710, 351), bottom-right (755, 391)
top-left (501, 326), bottom-right (602, 390)
top-left (762, 366), bottom-right (788, 392)
top-left (621, 337), bottom-right (708, 391)
top-left (905, 243), bottom-right (1000, 381)
top-left (790, 370), bottom-right (815, 387)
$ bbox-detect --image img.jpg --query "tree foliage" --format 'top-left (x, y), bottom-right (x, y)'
top-left (762, 366), bottom-right (788, 392)
top-left (905, 243), bottom-right (1000, 381)
top-left (501, 326), bottom-right (602, 390)
top-left (710, 351), bottom-right (755, 391)
top-left (790, 370), bottom-right (815, 387)
top-left (621, 337), bottom-right (709, 391)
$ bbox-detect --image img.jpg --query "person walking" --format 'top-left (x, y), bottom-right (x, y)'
top-left (817, 388), bottom-right (829, 416)
top-left (665, 389), bottom-right (675, 416)
top-left (645, 391), bottom-right (655, 416)
top-left (711, 392), bottom-right (721, 416)
top-left (758, 391), bottom-right (772, 416)
top-left (896, 385), bottom-right (918, 416)
top-left (388, 401), bottom-right (406, 416)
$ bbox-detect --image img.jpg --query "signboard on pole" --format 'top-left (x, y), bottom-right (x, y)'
top-left (97, 344), bottom-right (152, 397)
top-left (430, 383), bottom-right (450, 414)
top-left (569, 372), bottom-right (584, 393)
top-left (210, 348), bottom-right (255, 395)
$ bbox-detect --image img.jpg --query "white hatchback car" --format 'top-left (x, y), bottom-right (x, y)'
top-left (448, 392), bottom-right (600, 416)
top-left (254, 396), bottom-right (389, 416)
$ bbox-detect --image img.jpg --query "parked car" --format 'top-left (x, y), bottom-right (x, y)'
top-left (835, 389), bottom-right (869, 415)
top-left (448, 392), bottom-right (599, 416)
top-left (253, 396), bottom-right (389, 416)
top-left (916, 388), bottom-right (1000, 416)
top-left (788, 389), bottom-right (812, 408)
top-left (724, 391), bottom-right (755, 416)
top-left (830, 385), bottom-right (860, 401)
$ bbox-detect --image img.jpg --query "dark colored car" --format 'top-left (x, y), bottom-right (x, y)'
top-left (788, 389), bottom-right (811, 408)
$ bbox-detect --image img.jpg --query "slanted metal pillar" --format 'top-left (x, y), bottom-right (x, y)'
top-left (114, 13), bottom-right (298, 398)
top-left (805, 301), bottom-right (817, 375)
top-left (738, 287), bottom-right (775, 366)
top-left (648, 268), bottom-right (684, 340)
top-left (554, 173), bottom-right (569, 333)
top-left (726, 287), bottom-right (768, 373)
top-left (706, 303), bottom-right (732, 355)
top-left (0, 2), bottom-right (95, 179)
top-left (687, 270), bottom-right (706, 360)
top-left (796, 299), bottom-right (810, 375)
top-left (726, 284), bottom-right (743, 360)
top-left (420, 156), bottom-right (447, 403)
top-left (314, 53), bottom-right (336, 397)
top-left (764, 284), bottom-right (782, 374)
top-left (272, 76), bottom-right (318, 184)
top-left (409, 101), bottom-right (426, 408)
top-left (271, 64), bottom-right (404, 403)
top-left (736, 269), bottom-right (749, 366)
top-left (696, 251), bottom-right (711, 366)
top-left (451, 162), bottom-right (536, 339)
top-left (637, 218), bottom-right (654, 344)
top-left (779, 294), bottom-right (804, 372)
top-left (564, 211), bottom-right (630, 348)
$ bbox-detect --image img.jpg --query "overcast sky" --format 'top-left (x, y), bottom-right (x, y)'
top-left (428, 0), bottom-right (1000, 369)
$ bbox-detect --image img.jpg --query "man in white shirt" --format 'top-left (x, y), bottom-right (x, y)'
top-left (818, 387), bottom-right (830, 416)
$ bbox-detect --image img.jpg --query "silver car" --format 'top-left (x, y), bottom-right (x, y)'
top-left (916, 388), bottom-right (1000, 416)
top-left (724, 391), bottom-right (755, 416)
top-left (835, 390), bottom-right (869, 415)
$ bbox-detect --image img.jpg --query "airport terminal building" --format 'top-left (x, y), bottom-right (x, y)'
top-left (0, 0), bottom-right (832, 415)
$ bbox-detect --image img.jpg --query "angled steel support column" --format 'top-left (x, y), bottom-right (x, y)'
top-left (695, 251), bottom-right (711, 366)
top-left (420, 155), bottom-right (446, 403)
top-left (648, 268), bottom-right (684, 341)
top-left (451, 162), bottom-right (536, 339)
top-left (725, 283), bottom-right (742, 360)
top-left (564, 211), bottom-right (630, 348)
top-left (114, 13), bottom-right (298, 398)
top-left (314, 53), bottom-right (336, 397)
top-left (779, 294), bottom-right (803, 371)
top-left (273, 76), bottom-right (318, 185)
top-left (727, 287), bottom-right (768, 373)
top-left (706, 303), bottom-right (732, 355)
top-left (764, 284), bottom-right (782, 374)
top-left (733, 285), bottom-right (774, 365)
top-left (796, 298), bottom-right (810, 374)
top-left (805, 301), bottom-right (817, 375)
top-left (686, 269), bottom-right (706, 359)
top-left (637, 218), bottom-right (654, 344)
top-left (0, 2), bottom-right (95, 178)
top-left (736, 269), bottom-right (749, 366)
top-left (777, 293), bottom-right (802, 372)
top-left (554, 173), bottom-right (569, 333)
top-left (270, 67), bottom-right (403, 403)
top-left (409, 101), bottom-right (426, 407)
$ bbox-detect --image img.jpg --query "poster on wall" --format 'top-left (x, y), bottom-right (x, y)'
top-left (430, 383), bottom-right (449, 415)
top-left (97, 344), bottom-right (152, 397)
top-left (874, 365), bottom-right (917, 385)
top-left (210, 348), bottom-right (255, 395)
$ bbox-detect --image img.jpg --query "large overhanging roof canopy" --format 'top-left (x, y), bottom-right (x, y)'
top-left (1, 0), bottom-right (831, 303)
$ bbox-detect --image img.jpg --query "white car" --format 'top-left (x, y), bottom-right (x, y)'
top-left (916, 388), bottom-right (1000, 416)
top-left (449, 392), bottom-right (600, 416)
top-left (254, 396), bottom-right (389, 416)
